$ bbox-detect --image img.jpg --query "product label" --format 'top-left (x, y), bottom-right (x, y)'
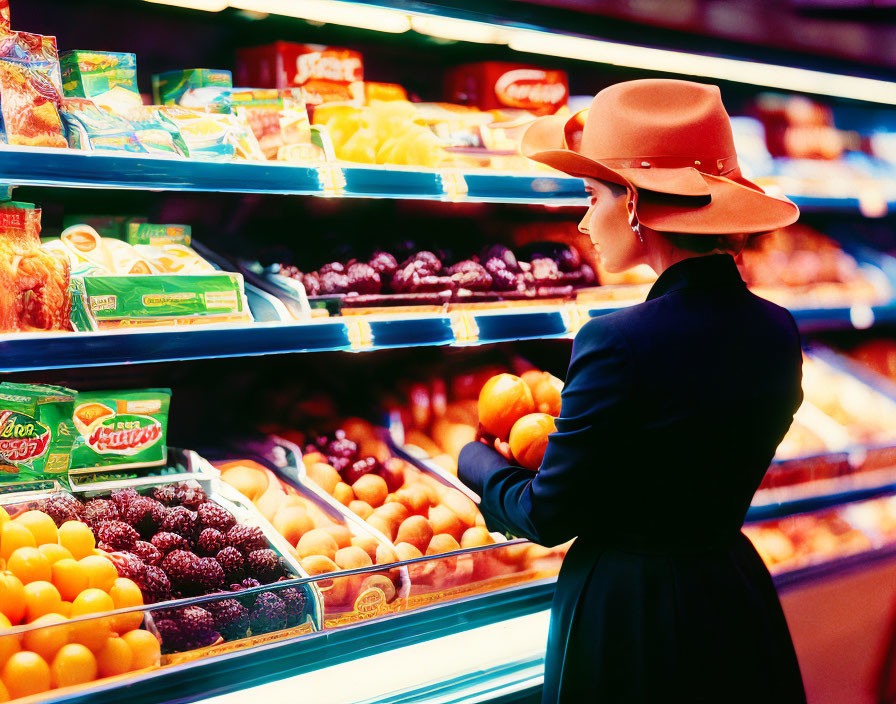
top-left (0, 209), bottom-right (25, 231)
top-left (494, 69), bottom-right (567, 111)
top-left (294, 51), bottom-right (362, 85)
top-left (0, 410), bottom-right (50, 462)
top-left (85, 413), bottom-right (162, 455)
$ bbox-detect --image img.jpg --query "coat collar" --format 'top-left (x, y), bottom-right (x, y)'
top-left (646, 254), bottom-right (745, 301)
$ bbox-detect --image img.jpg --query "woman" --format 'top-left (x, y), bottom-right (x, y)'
top-left (458, 79), bottom-right (806, 703)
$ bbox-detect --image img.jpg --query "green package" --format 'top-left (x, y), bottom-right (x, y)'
top-left (0, 383), bottom-right (77, 483)
top-left (60, 50), bottom-right (141, 109)
top-left (70, 389), bottom-right (171, 472)
top-left (70, 273), bottom-right (251, 329)
top-left (153, 68), bottom-right (232, 113)
top-left (126, 222), bottom-right (191, 246)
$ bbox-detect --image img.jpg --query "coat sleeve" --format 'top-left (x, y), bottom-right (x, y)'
top-left (458, 316), bottom-right (633, 546)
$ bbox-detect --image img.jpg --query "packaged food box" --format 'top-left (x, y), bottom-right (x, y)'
top-left (61, 98), bottom-right (189, 157)
top-left (445, 62), bottom-right (568, 116)
top-left (69, 272), bottom-right (252, 329)
top-left (0, 31), bottom-right (67, 148)
top-left (69, 388), bottom-right (170, 473)
top-left (0, 382), bottom-right (77, 484)
top-left (0, 0), bottom-right (9, 30)
top-left (152, 68), bottom-right (232, 113)
top-left (236, 42), bottom-right (363, 109)
top-left (231, 88), bottom-right (322, 161)
top-left (60, 50), bottom-right (142, 112)
top-left (146, 105), bottom-right (236, 161)
top-left (126, 222), bottom-right (191, 247)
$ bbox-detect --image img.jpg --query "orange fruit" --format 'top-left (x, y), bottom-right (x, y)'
top-left (0, 614), bottom-right (20, 668)
top-left (508, 413), bottom-right (556, 471)
top-left (13, 511), bottom-right (58, 546)
top-left (0, 522), bottom-right (36, 562)
top-left (0, 678), bottom-right (8, 702)
top-left (58, 602), bottom-right (73, 618)
top-left (49, 643), bottom-right (96, 689)
top-left (23, 581), bottom-right (63, 622)
top-left (108, 579), bottom-right (143, 634)
top-left (38, 543), bottom-right (73, 566)
top-left (0, 574), bottom-right (25, 625)
top-left (58, 522), bottom-right (95, 561)
top-left (520, 370), bottom-right (563, 416)
top-left (0, 507), bottom-right (9, 526)
top-left (52, 559), bottom-right (89, 602)
top-left (1, 650), bottom-right (50, 698)
top-left (8, 547), bottom-right (51, 584)
top-left (95, 636), bottom-right (132, 677)
top-left (70, 589), bottom-right (114, 652)
top-left (121, 630), bottom-right (160, 670)
top-left (22, 613), bottom-right (69, 661)
top-left (477, 374), bottom-right (535, 439)
top-left (79, 555), bottom-right (117, 592)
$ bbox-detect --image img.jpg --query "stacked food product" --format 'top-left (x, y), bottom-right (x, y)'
top-left (272, 241), bottom-right (596, 313)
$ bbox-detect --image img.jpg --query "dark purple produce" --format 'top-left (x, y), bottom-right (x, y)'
top-left (346, 262), bottom-right (382, 294)
top-left (319, 270), bottom-right (350, 294)
top-left (479, 244), bottom-right (519, 272)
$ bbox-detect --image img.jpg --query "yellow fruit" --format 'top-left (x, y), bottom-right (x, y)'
top-left (23, 581), bottom-right (63, 622)
top-left (108, 579), bottom-right (143, 634)
top-left (0, 614), bottom-right (20, 668)
top-left (272, 506), bottom-right (314, 546)
top-left (38, 543), bottom-right (73, 566)
top-left (220, 465), bottom-right (268, 502)
top-left (0, 522), bottom-right (36, 562)
top-left (0, 678), bottom-right (8, 702)
top-left (0, 507), bottom-right (9, 526)
top-left (8, 547), bottom-right (51, 584)
top-left (79, 555), bottom-right (117, 592)
top-left (58, 601), bottom-right (72, 618)
top-left (1, 650), bottom-right (50, 698)
top-left (296, 529), bottom-right (338, 561)
top-left (70, 589), bottom-right (114, 652)
top-left (0, 574), bottom-right (25, 625)
top-left (52, 559), bottom-right (89, 602)
top-left (22, 613), bottom-right (69, 661)
top-left (95, 636), bottom-right (132, 677)
top-left (121, 630), bottom-right (160, 670)
top-left (13, 511), bottom-right (58, 546)
top-left (50, 643), bottom-right (96, 689)
top-left (58, 522), bottom-right (95, 561)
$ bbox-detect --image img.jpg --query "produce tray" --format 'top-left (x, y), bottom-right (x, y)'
top-left (259, 431), bottom-right (566, 610)
top-left (210, 445), bottom-right (413, 629)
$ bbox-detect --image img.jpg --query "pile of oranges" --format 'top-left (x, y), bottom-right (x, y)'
top-left (0, 506), bottom-right (161, 701)
top-left (478, 371), bottom-right (563, 471)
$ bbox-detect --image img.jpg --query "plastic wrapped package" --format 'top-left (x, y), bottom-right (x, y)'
top-left (0, 31), bottom-right (66, 148)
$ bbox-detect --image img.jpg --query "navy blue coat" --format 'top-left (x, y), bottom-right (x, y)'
top-left (459, 254), bottom-right (806, 703)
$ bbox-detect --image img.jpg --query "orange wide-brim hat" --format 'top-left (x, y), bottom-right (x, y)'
top-left (522, 79), bottom-right (799, 235)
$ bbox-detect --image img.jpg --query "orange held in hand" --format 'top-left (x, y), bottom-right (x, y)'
top-left (509, 413), bottom-right (557, 471)
top-left (477, 374), bottom-right (535, 440)
top-left (520, 370), bottom-right (563, 416)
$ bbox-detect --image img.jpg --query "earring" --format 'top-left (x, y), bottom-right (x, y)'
top-left (627, 199), bottom-right (644, 244)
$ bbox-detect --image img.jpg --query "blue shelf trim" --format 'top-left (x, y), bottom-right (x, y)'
top-left (0, 147), bottom-right (889, 212)
top-left (746, 482), bottom-right (896, 523)
top-left (472, 310), bottom-right (571, 343)
top-left (367, 316), bottom-right (456, 348)
top-left (0, 323), bottom-right (352, 372)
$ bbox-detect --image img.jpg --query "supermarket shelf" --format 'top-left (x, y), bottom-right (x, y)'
top-left (0, 146), bottom-right (892, 212)
top-left (37, 581), bottom-right (555, 704)
top-left (5, 301), bottom-right (896, 371)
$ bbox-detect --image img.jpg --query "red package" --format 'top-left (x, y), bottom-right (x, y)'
top-left (0, 1), bottom-right (9, 31)
top-left (236, 42), bottom-right (363, 107)
top-left (445, 62), bottom-right (568, 116)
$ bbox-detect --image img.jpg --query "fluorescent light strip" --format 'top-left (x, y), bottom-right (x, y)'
top-left (141, 0), bottom-right (896, 105)
top-left (507, 28), bottom-right (896, 105)
top-left (229, 0), bottom-right (411, 32)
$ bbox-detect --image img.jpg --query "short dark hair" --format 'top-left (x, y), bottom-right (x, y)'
top-left (662, 232), bottom-right (747, 255)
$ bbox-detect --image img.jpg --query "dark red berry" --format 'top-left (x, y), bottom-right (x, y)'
top-left (197, 502), bottom-right (236, 533)
top-left (40, 495), bottom-right (83, 527)
top-left (216, 547), bottom-right (245, 581)
top-left (133, 540), bottom-right (163, 566)
top-left (161, 506), bottom-right (198, 539)
top-left (226, 525), bottom-right (266, 555)
top-left (205, 598), bottom-right (249, 641)
top-left (247, 549), bottom-right (285, 583)
top-left (82, 498), bottom-right (119, 527)
top-left (109, 488), bottom-right (140, 513)
top-left (249, 592), bottom-right (286, 634)
top-left (343, 456), bottom-right (378, 485)
top-left (174, 482), bottom-right (207, 509)
top-left (152, 485), bottom-right (177, 506)
top-left (197, 528), bottom-right (227, 556)
top-left (122, 497), bottom-right (165, 538)
top-left (151, 532), bottom-right (190, 555)
top-left (161, 549), bottom-right (199, 589)
top-left (96, 520), bottom-right (140, 551)
top-left (135, 564), bottom-right (171, 603)
top-left (195, 558), bottom-right (225, 592)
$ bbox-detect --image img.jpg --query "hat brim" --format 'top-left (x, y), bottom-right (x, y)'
top-left (521, 115), bottom-right (799, 235)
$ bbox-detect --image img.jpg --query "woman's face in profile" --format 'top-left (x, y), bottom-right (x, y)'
top-left (580, 177), bottom-right (643, 273)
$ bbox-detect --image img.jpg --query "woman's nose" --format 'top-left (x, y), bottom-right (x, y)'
top-left (578, 207), bottom-right (593, 235)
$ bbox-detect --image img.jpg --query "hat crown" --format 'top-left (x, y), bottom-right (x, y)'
top-left (579, 79), bottom-right (736, 164)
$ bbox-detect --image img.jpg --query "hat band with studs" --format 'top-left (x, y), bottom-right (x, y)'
top-left (596, 154), bottom-right (739, 176)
